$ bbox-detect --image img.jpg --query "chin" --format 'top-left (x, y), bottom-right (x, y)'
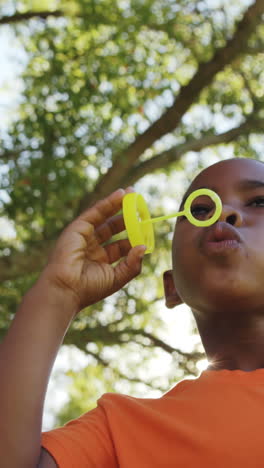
top-left (194, 289), bottom-right (258, 316)
top-left (182, 280), bottom-right (255, 314)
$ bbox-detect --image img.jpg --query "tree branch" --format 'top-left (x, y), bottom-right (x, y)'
top-left (0, 10), bottom-right (64, 25)
top-left (85, 350), bottom-right (173, 392)
top-left (0, 150), bottom-right (21, 161)
top-left (133, 330), bottom-right (204, 361)
top-left (79, 0), bottom-right (264, 210)
top-left (68, 329), bottom-right (204, 389)
top-left (0, 239), bottom-right (56, 283)
top-left (121, 118), bottom-right (262, 187)
top-left (63, 325), bottom-right (204, 361)
top-left (243, 43), bottom-right (264, 55)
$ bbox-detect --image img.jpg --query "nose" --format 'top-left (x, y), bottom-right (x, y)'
top-left (218, 203), bottom-right (243, 226)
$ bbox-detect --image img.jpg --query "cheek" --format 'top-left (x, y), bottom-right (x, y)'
top-left (242, 240), bottom-right (264, 280)
top-left (237, 227), bottom-right (264, 274)
top-left (173, 227), bottom-right (197, 265)
top-left (172, 234), bottom-right (198, 291)
top-left (172, 249), bottom-right (202, 307)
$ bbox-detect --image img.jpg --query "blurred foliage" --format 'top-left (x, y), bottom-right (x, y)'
top-left (1, 0), bottom-right (264, 425)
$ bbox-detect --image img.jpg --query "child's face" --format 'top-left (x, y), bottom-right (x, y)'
top-left (171, 158), bottom-right (264, 315)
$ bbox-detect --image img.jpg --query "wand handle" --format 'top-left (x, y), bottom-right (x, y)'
top-left (141, 211), bottom-right (185, 225)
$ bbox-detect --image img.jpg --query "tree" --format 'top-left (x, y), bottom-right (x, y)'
top-left (1, 0), bottom-right (264, 424)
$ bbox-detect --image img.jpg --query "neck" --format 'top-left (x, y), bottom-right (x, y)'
top-left (194, 311), bottom-right (264, 372)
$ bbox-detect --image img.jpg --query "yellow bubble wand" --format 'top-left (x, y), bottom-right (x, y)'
top-left (122, 189), bottom-right (222, 254)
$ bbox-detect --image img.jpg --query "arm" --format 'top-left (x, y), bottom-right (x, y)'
top-left (0, 276), bottom-right (78, 467)
top-left (0, 188), bottom-right (145, 468)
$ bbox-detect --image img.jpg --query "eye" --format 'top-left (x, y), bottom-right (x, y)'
top-left (249, 196), bottom-right (264, 207)
top-left (178, 204), bottom-right (213, 221)
top-left (191, 204), bottom-right (211, 216)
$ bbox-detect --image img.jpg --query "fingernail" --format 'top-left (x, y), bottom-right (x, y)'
top-left (138, 245), bottom-right (147, 257)
top-left (115, 188), bottom-right (125, 195)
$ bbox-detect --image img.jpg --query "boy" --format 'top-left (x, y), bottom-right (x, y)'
top-left (1, 157), bottom-right (264, 467)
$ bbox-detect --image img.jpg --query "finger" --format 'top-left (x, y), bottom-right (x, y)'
top-left (104, 239), bottom-right (131, 263)
top-left (112, 245), bottom-right (146, 290)
top-left (95, 214), bottom-right (126, 244)
top-left (78, 189), bottom-right (125, 227)
top-left (79, 187), bottom-right (134, 228)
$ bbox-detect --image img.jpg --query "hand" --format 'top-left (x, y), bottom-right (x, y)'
top-left (40, 188), bottom-right (146, 312)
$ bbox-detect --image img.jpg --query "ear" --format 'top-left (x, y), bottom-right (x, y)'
top-left (163, 269), bottom-right (183, 308)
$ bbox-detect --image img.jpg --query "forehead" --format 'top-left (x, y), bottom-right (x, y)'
top-left (189, 159), bottom-right (264, 192)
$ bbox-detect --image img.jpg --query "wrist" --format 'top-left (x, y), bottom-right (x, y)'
top-left (30, 271), bottom-right (80, 322)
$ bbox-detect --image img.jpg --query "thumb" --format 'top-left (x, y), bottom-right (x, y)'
top-left (113, 245), bottom-right (146, 290)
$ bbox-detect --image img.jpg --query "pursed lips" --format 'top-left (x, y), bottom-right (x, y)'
top-left (198, 222), bottom-right (242, 252)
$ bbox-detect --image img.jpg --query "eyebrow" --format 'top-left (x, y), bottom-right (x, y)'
top-left (179, 178), bottom-right (264, 210)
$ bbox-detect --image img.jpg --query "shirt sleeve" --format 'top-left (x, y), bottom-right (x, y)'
top-left (41, 401), bottom-right (118, 468)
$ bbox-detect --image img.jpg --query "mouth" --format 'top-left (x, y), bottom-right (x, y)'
top-left (199, 222), bottom-right (242, 256)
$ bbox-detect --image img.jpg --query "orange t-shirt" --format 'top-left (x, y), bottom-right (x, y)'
top-left (41, 368), bottom-right (264, 467)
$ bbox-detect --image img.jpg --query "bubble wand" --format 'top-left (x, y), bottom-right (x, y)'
top-left (122, 189), bottom-right (222, 254)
